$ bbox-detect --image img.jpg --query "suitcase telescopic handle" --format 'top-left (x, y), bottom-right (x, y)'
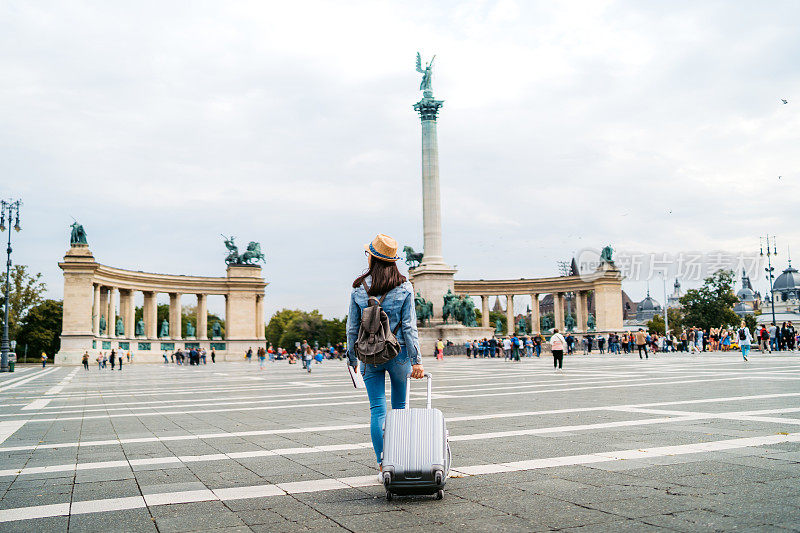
top-left (405, 372), bottom-right (433, 409)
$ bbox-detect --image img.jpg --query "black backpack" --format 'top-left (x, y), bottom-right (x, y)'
top-left (739, 328), bottom-right (747, 340)
top-left (354, 282), bottom-right (402, 365)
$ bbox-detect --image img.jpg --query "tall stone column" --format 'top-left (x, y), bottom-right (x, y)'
top-left (120, 289), bottom-right (134, 339)
top-left (415, 95), bottom-right (445, 266)
top-left (92, 284), bottom-right (101, 336)
top-left (506, 295), bottom-right (515, 336)
top-left (99, 287), bottom-right (108, 335)
top-left (107, 288), bottom-right (117, 338)
top-left (554, 292), bottom-right (565, 332)
top-left (481, 295), bottom-right (490, 328)
top-left (169, 293), bottom-right (182, 340)
top-left (409, 90), bottom-right (457, 320)
top-left (196, 294), bottom-right (208, 340)
top-left (575, 291), bottom-right (586, 333)
top-left (530, 293), bottom-right (540, 334)
top-left (143, 291), bottom-right (157, 339)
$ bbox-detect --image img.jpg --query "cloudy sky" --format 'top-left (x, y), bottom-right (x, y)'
top-left (1, 0), bottom-right (798, 318)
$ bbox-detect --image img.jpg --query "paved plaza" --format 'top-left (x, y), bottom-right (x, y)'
top-left (0, 353), bottom-right (799, 532)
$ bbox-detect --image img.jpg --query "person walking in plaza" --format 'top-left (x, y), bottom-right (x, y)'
top-left (117, 353), bottom-right (123, 370)
top-left (40, 352), bottom-right (48, 368)
top-left (346, 234), bottom-right (423, 476)
top-left (502, 337), bottom-right (512, 360)
top-left (211, 348), bottom-right (216, 363)
top-left (109, 349), bottom-right (116, 370)
top-left (436, 338), bottom-right (444, 360)
top-left (258, 347), bottom-right (266, 370)
top-left (550, 328), bottom-right (566, 371)
top-left (82, 351), bottom-right (89, 370)
top-left (784, 320), bottom-right (797, 352)
top-left (635, 328), bottom-right (648, 359)
top-left (737, 320), bottom-right (753, 361)
top-left (96, 353), bottom-right (103, 370)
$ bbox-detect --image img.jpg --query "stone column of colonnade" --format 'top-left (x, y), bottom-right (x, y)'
top-left (578, 291), bottom-right (589, 332)
top-left (143, 291), bottom-right (157, 339)
top-left (92, 284), bottom-right (101, 336)
top-left (99, 287), bottom-right (108, 336)
top-left (530, 293), bottom-right (540, 334)
top-left (553, 292), bottom-right (565, 332)
top-left (120, 289), bottom-right (135, 338)
top-left (506, 295), bottom-right (515, 336)
top-left (196, 294), bottom-right (208, 340)
top-left (169, 293), bottom-right (182, 340)
top-left (481, 295), bottom-right (490, 328)
top-left (575, 291), bottom-right (585, 334)
top-left (107, 288), bottom-right (117, 338)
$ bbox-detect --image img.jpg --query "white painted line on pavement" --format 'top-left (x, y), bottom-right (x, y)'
top-left (21, 398), bottom-right (52, 411)
top-left (0, 421), bottom-right (26, 445)
top-left (44, 368), bottom-right (79, 395)
top-left (2, 391), bottom-right (798, 453)
top-left (6, 375), bottom-right (768, 423)
top-left (4, 404), bottom-right (800, 478)
top-left (0, 367), bottom-right (59, 392)
top-left (1, 431), bottom-right (797, 523)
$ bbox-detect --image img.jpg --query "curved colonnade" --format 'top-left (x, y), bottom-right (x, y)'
top-left (56, 243), bottom-right (267, 364)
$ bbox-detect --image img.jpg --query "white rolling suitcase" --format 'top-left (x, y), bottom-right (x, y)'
top-left (381, 373), bottom-right (451, 500)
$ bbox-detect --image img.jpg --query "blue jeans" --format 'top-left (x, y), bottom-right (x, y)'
top-left (742, 344), bottom-right (751, 359)
top-left (361, 347), bottom-right (412, 464)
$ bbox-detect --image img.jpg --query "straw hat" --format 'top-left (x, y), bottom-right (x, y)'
top-left (364, 234), bottom-right (401, 262)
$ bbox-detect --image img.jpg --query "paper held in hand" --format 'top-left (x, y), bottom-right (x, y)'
top-left (348, 362), bottom-right (365, 389)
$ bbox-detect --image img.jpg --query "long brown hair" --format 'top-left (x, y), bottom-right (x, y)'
top-left (353, 256), bottom-right (407, 296)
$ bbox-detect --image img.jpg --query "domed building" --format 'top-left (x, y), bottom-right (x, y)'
top-left (773, 261), bottom-right (800, 303)
top-left (757, 260), bottom-right (800, 325)
top-left (734, 270), bottom-right (758, 317)
top-left (635, 290), bottom-right (663, 322)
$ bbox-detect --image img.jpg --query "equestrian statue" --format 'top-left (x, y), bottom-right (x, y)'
top-left (403, 246), bottom-right (424, 268)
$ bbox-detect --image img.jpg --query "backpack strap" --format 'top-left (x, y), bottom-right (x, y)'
top-left (363, 281), bottom-right (392, 305)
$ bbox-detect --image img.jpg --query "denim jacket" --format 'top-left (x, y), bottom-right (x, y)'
top-left (346, 278), bottom-right (421, 366)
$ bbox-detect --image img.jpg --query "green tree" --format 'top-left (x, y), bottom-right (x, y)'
top-left (266, 309), bottom-right (303, 348)
top-left (489, 311), bottom-right (506, 335)
top-left (0, 265), bottom-right (47, 340)
top-left (679, 270), bottom-right (739, 330)
top-left (323, 317), bottom-right (347, 346)
top-left (15, 299), bottom-right (62, 362)
top-left (279, 311), bottom-right (326, 350)
top-left (646, 308), bottom-right (684, 335)
top-left (744, 314), bottom-right (757, 334)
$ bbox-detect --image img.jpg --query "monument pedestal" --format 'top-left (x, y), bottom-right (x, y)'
top-left (409, 263), bottom-right (457, 320)
top-left (418, 323), bottom-right (494, 357)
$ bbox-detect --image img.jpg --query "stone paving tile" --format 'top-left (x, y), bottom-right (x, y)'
top-left (149, 501), bottom-right (247, 532)
top-left (66, 507), bottom-right (157, 533)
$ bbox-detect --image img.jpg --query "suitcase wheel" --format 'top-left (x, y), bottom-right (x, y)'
top-left (436, 489), bottom-right (444, 500)
top-left (435, 471), bottom-right (443, 486)
top-left (386, 491), bottom-right (393, 501)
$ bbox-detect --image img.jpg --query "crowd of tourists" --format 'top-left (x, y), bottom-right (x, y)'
top-left (244, 341), bottom-right (346, 371)
top-left (460, 320), bottom-right (798, 364)
top-left (81, 349), bottom-right (129, 370)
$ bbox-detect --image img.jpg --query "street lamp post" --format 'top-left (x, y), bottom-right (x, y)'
top-left (760, 235), bottom-right (778, 327)
top-left (0, 199), bottom-right (22, 372)
top-left (661, 274), bottom-right (669, 341)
